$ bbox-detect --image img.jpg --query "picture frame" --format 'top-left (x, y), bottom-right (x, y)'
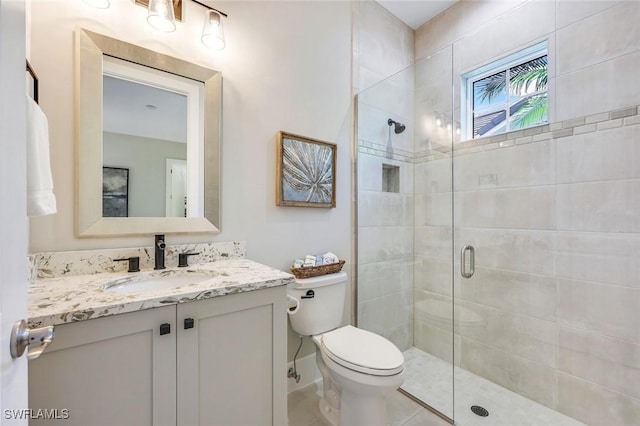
top-left (276, 131), bottom-right (336, 208)
top-left (102, 167), bottom-right (129, 217)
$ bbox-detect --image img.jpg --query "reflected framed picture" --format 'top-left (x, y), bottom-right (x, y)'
top-left (276, 131), bottom-right (336, 208)
top-left (103, 167), bottom-right (129, 217)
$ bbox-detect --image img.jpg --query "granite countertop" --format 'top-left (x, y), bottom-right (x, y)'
top-left (28, 258), bottom-right (294, 328)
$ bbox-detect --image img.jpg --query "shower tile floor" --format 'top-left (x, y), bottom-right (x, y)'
top-left (288, 381), bottom-right (449, 426)
top-left (402, 347), bottom-right (586, 426)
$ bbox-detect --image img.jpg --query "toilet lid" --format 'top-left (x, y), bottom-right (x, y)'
top-left (320, 326), bottom-right (404, 376)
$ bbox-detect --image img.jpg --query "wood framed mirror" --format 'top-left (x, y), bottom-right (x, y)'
top-left (75, 28), bottom-right (221, 237)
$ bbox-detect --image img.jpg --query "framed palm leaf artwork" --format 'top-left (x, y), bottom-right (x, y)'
top-left (276, 131), bottom-right (336, 208)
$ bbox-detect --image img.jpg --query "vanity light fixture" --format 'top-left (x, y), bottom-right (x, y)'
top-left (200, 8), bottom-right (225, 50)
top-left (144, 0), bottom-right (228, 50)
top-left (83, 0), bottom-right (228, 50)
top-left (147, 0), bottom-right (176, 32)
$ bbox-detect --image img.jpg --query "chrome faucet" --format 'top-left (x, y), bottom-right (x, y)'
top-left (154, 234), bottom-right (167, 270)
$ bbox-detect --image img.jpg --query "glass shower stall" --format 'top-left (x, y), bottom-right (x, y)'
top-left (356, 42), bottom-right (640, 425)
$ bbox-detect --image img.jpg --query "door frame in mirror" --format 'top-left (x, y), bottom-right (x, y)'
top-left (75, 28), bottom-right (221, 237)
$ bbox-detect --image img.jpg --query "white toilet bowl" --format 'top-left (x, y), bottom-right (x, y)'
top-left (312, 326), bottom-right (404, 426)
top-left (287, 272), bottom-right (405, 426)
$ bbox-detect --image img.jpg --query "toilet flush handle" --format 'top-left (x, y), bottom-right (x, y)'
top-left (287, 295), bottom-right (300, 315)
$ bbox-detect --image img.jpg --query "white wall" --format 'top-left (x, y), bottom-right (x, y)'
top-left (28, 0), bottom-right (352, 361)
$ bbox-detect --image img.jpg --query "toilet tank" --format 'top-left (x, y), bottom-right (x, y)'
top-left (287, 271), bottom-right (347, 336)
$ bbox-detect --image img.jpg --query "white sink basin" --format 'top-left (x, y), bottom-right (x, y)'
top-left (102, 269), bottom-right (217, 293)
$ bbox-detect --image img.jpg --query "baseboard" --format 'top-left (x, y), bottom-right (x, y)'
top-left (287, 352), bottom-right (321, 393)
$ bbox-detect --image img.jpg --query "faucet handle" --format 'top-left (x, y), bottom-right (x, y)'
top-left (155, 234), bottom-right (166, 250)
top-left (114, 257), bottom-right (140, 273)
top-left (178, 252), bottom-right (200, 268)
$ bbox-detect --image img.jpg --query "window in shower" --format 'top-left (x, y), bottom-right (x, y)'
top-left (461, 41), bottom-right (548, 140)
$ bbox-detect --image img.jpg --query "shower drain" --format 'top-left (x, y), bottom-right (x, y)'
top-left (470, 405), bottom-right (489, 417)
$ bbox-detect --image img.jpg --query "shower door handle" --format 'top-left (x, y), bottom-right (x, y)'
top-left (460, 245), bottom-right (475, 279)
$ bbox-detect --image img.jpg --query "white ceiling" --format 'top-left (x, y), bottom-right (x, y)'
top-left (103, 75), bottom-right (188, 144)
top-left (376, 0), bottom-right (459, 29)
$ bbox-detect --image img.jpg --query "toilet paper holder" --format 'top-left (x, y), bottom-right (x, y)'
top-left (10, 320), bottom-right (55, 360)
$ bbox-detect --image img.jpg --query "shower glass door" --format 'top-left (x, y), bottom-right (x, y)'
top-left (406, 46), bottom-right (455, 421)
top-left (451, 114), bottom-right (559, 423)
top-left (356, 45), bottom-right (456, 422)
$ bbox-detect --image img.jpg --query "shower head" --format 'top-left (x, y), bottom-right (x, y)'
top-left (387, 118), bottom-right (406, 134)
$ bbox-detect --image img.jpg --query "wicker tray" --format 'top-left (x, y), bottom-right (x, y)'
top-left (290, 260), bottom-right (345, 279)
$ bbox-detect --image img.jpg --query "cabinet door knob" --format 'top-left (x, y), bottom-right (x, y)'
top-left (184, 318), bottom-right (195, 330)
top-left (159, 323), bottom-right (171, 335)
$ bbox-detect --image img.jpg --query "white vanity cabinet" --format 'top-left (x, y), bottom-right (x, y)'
top-left (177, 286), bottom-right (287, 426)
top-left (29, 305), bottom-right (177, 426)
top-left (28, 286), bottom-right (287, 426)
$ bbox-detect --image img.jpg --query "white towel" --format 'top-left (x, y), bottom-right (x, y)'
top-left (322, 252), bottom-right (339, 265)
top-left (26, 96), bottom-right (57, 216)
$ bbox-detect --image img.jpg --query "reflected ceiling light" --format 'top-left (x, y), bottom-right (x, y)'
top-left (201, 9), bottom-right (225, 50)
top-left (82, 0), bottom-right (111, 9)
top-left (147, 0), bottom-right (176, 32)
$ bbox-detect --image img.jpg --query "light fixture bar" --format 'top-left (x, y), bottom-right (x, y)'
top-left (191, 0), bottom-right (227, 17)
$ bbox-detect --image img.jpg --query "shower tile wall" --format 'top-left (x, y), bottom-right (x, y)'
top-left (354, 0), bottom-right (415, 350)
top-left (412, 1), bottom-right (640, 425)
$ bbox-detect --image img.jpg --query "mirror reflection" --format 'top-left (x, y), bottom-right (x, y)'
top-left (102, 70), bottom-right (192, 218)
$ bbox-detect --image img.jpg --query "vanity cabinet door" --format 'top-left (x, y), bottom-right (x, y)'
top-left (28, 306), bottom-right (177, 426)
top-left (177, 286), bottom-right (287, 426)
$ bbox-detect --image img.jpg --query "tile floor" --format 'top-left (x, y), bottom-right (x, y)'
top-left (287, 381), bottom-right (450, 426)
top-left (401, 347), bottom-right (586, 426)
top-left (288, 347), bottom-right (588, 426)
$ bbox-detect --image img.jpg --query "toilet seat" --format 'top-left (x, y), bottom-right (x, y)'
top-left (319, 326), bottom-right (404, 376)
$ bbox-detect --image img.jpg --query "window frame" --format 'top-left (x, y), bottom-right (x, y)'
top-left (460, 41), bottom-right (548, 141)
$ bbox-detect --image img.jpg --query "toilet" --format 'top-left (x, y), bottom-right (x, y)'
top-left (287, 271), bottom-right (404, 426)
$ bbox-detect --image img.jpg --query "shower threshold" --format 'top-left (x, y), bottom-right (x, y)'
top-left (401, 347), bottom-right (586, 426)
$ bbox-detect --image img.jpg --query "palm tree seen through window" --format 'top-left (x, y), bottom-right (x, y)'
top-left (467, 51), bottom-right (548, 139)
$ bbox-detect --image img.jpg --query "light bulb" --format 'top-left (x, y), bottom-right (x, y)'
top-left (147, 0), bottom-right (176, 32)
top-left (201, 10), bottom-right (225, 50)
